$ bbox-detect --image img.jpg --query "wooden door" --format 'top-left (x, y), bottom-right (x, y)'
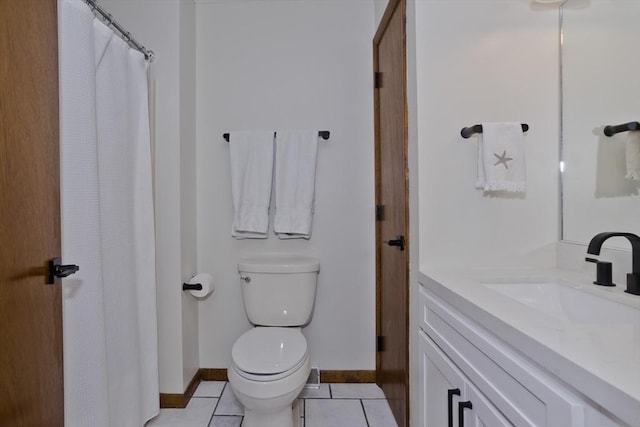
top-left (0, 1), bottom-right (64, 426)
top-left (374, 1), bottom-right (409, 426)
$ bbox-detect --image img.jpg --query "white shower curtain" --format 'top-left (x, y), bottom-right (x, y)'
top-left (58, 1), bottom-right (159, 426)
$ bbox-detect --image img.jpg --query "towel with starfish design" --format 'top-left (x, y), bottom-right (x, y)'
top-left (475, 122), bottom-right (526, 192)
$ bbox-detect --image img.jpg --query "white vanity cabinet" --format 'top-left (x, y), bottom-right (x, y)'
top-left (420, 329), bottom-right (511, 427)
top-left (417, 284), bottom-right (626, 427)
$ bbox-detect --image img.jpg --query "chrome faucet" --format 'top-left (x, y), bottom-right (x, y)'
top-left (586, 232), bottom-right (640, 296)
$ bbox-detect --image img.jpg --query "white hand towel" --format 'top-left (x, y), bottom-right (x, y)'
top-left (475, 122), bottom-right (526, 192)
top-left (229, 131), bottom-right (274, 238)
top-left (626, 130), bottom-right (640, 181)
top-left (274, 130), bottom-right (319, 239)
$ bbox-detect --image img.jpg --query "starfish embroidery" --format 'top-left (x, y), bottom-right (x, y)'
top-left (493, 150), bottom-right (513, 170)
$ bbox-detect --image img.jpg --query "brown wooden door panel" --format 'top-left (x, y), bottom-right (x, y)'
top-left (0, 1), bottom-right (64, 426)
top-left (374, 1), bottom-right (409, 426)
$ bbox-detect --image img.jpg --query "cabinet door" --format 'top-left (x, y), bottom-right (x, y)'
top-left (464, 382), bottom-right (512, 427)
top-left (420, 330), bottom-right (513, 427)
top-left (419, 330), bottom-right (465, 427)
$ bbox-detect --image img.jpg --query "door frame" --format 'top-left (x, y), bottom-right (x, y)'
top-left (373, 0), bottom-right (410, 425)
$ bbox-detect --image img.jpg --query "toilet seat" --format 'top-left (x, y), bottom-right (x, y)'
top-left (231, 355), bottom-right (308, 382)
top-left (232, 327), bottom-right (308, 381)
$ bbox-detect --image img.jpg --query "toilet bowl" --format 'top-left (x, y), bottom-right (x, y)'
top-left (228, 254), bottom-right (319, 427)
top-left (229, 328), bottom-right (310, 427)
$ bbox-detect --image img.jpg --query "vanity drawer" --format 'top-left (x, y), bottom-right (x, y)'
top-left (419, 286), bottom-right (585, 427)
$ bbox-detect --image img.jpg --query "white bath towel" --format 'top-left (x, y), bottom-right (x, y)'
top-left (229, 131), bottom-right (274, 238)
top-left (274, 130), bottom-right (319, 239)
top-left (626, 130), bottom-right (640, 181)
top-left (475, 122), bottom-right (526, 192)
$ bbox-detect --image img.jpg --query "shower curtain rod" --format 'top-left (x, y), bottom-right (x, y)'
top-left (83, 0), bottom-right (155, 61)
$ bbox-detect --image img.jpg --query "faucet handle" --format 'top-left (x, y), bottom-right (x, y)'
top-left (585, 258), bottom-right (615, 287)
top-left (625, 274), bottom-right (640, 295)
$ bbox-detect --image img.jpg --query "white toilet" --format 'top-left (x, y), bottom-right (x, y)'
top-left (228, 254), bottom-right (320, 427)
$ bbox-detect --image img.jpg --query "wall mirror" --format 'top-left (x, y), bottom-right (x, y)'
top-left (560, 0), bottom-right (640, 249)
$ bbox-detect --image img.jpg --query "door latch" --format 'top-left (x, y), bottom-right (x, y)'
top-left (47, 257), bottom-right (79, 285)
top-left (385, 235), bottom-right (405, 251)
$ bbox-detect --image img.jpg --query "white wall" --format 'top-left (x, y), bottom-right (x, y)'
top-left (196, 0), bottom-right (377, 370)
top-left (100, 0), bottom-right (199, 394)
top-left (405, 0), bottom-right (421, 424)
top-left (414, 0), bottom-right (560, 271)
top-left (374, 0), bottom-right (389, 28)
top-left (179, 0), bottom-right (200, 392)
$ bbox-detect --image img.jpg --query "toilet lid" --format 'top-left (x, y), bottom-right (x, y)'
top-left (232, 327), bottom-right (307, 375)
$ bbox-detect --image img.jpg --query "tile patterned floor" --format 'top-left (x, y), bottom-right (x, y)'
top-left (146, 382), bottom-right (398, 427)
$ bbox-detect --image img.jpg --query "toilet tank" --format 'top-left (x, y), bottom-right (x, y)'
top-left (238, 254), bottom-right (320, 327)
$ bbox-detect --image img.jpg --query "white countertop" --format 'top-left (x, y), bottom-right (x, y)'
top-left (419, 267), bottom-right (640, 426)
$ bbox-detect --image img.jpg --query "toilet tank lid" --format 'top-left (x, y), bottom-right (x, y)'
top-left (238, 254), bottom-right (320, 273)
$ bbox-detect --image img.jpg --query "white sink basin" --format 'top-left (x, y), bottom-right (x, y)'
top-left (482, 279), bottom-right (639, 324)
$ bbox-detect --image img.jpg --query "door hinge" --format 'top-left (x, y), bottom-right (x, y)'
top-left (374, 72), bottom-right (382, 89)
top-left (375, 204), bottom-right (385, 221)
top-left (377, 335), bottom-right (385, 352)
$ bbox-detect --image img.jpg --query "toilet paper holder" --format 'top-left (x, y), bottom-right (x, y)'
top-left (182, 273), bottom-right (214, 298)
top-left (182, 283), bottom-right (203, 291)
